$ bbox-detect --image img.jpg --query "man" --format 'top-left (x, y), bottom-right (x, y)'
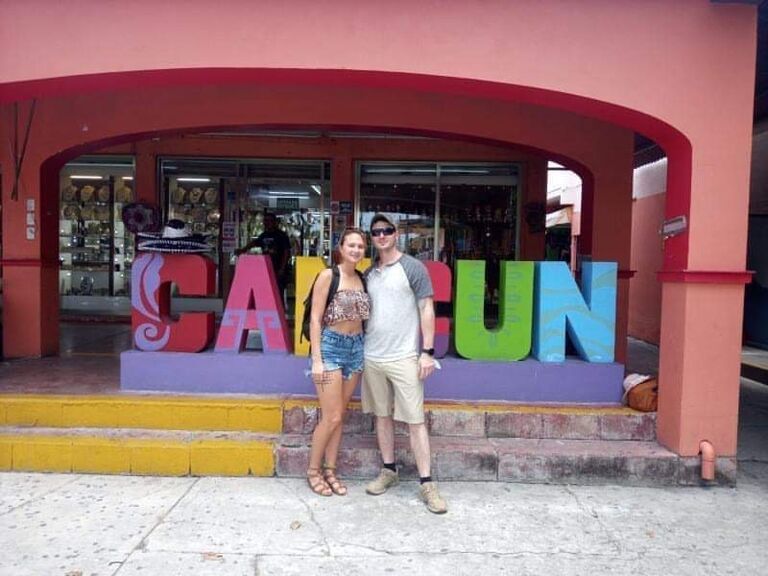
top-left (362, 213), bottom-right (447, 514)
top-left (236, 212), bottom-right (292, 298)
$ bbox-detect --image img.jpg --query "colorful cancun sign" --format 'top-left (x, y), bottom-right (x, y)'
top-left (132, 254), bottom-right (617, 363)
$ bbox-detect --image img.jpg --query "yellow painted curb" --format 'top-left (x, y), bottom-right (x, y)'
top-left (0, 433), bottom-right (277, 478)
top-left (190, 440), bottom-right (274, 477)
top-left (0, 440), bottom-right (11, 471)
top-left (71, 438), bottom-right (131, 474)
top-left (12, 437), bottom-right (73, 472)
top-left (0, 396), bottom-right (284, 433)
top-left (128, 442), bottom-right (190, 476)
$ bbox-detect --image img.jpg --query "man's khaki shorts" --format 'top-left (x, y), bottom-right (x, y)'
top-left (362, 356), bottom-right (424, 424)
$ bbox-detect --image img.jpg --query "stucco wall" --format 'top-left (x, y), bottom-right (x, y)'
top-left (629, 159), bottom-right (666, 345)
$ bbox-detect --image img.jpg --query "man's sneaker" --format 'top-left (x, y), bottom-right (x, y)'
top-left (365, 468), bottom-right (399, 495)
top-left (419, 481), bottom-right (448, 514)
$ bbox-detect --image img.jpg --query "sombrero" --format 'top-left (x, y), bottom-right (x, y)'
top-left (122, 202), bottom-right (160, 234)
top-left (137, 219), bottom-right (211, 253)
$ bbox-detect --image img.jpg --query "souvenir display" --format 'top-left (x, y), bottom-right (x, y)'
top-left (172, 187), bottom-right (186, 204)
top-left (80, 185), bottom-right (95, 202)
top-left (59, 172), bottom-right (136, 300)
top-left (62, 184), bottom-right (77, 202)
top-left (189, 187), bottom-right (204, 203)
top-left (95, 205), bottom-right (110, 221)
top-left (115, 185), bottom-right (133, 203)
top-left (166, 179), bottom-right (222, 271)
top-left (62, 204), bottom-right (80, 220)
top-left (191, 206), bottom-right (207, 222)
top-left (122, 202), bottom-right (160, 234)
top-left (204, 187), bottom-right (218, 204)
top-left (81, 205), bottom-right (96, 220)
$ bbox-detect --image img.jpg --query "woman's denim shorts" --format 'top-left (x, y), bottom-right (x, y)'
top-left (320, 328), bottom-right (364, 380)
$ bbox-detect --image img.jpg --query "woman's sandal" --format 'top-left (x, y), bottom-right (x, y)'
top-left (323, 465), bottom-right (348, 496)
top-left (307, 468), bottom-right (332, 497)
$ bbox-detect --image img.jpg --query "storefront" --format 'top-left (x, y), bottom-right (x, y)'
top-left (59, 145), bottom-right (531, 319)
top-left (0, 0), bottom-right (759, 464)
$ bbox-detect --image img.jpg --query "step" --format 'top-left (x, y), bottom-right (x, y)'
top-left (0, 427), bottom-right (275, 477)
top-left (284, 402), bottom-right (657, 442)
top-left (0, 394), bottom-right (283, 433)
top-left (276, 434), bottom-right (737, 487)
top-left (0, 426), bottom-right (733, 486)
top-left (0, 395), bottom-right (656, 441)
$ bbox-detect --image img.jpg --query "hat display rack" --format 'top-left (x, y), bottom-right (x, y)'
top-left (58, 174), bottom-right (136, 298)
top-left (168, 184), bottom-right (221, 238)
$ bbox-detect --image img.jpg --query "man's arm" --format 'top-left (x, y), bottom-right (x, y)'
top-left (418, 297), bottom-right (436, 380)
top-left (234, 234), bottom-right (263, 256)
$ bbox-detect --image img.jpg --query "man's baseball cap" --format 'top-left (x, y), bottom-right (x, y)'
top-left (370, 213), bottom-right (396, 230)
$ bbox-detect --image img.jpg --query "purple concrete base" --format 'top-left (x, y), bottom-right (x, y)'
top-left (121, 351), bottom-right (624, 404)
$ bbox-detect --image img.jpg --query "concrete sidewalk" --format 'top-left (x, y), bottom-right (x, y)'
top-left (2, 463), bottom-right (768, 576)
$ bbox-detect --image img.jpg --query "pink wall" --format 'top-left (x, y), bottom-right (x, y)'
top-left (1, 0), bottom-right (757, 273)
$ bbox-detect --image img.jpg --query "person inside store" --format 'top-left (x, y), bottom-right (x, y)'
top-left (306, 228), bottom-right (371, 497)
top-left (362, 214), bottom-right (448, 514)
top-left (235, 212), bottom-right (292, 299)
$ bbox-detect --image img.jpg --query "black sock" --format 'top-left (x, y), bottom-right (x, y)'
top-left (383, 462), bottom-right (397, 472)
top-left (420, 476), bottom-right (432, 484)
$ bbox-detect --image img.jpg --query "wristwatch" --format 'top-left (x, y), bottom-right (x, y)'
top-left (421, 348), bottom-right (435, 356)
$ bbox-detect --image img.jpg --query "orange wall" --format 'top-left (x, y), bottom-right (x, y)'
top-left (629, 193), bottom-right (665, 344)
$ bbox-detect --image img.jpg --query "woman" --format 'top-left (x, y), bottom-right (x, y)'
top-left (307, 228), bottom-right (371, 496)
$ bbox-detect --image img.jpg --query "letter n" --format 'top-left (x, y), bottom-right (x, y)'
top-left (532, 261), bottom-right (617, 363)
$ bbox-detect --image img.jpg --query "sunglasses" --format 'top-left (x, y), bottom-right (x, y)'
top-left (371, 226), bottom-right (396, 237)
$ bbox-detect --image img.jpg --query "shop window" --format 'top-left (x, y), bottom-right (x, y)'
top-left (358, 162), bottom-right (519, 262)
top-left (59, 155), bottom-right (136, 314)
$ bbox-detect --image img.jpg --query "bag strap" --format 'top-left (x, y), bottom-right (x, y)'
top-left (355, 268), bottom-right (367, 292)
top-left (325, 265), bottom-right (341, 310)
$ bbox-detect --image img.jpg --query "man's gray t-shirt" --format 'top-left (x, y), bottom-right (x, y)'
top-left (364, 254), bottom-right (433, 362)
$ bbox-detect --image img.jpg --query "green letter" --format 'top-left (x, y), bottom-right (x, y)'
top-left (454, 260), bottom-right (534, 360)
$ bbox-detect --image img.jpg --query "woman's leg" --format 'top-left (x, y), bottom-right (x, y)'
top-left (323, 372), bottom-right (360, 468)
top-left (308, 369), bottom-right (345, 481)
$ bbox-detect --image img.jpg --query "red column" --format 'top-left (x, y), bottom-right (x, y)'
top-left (0, 135), bottom-right (59, 358)
top-left (133, 141), bottom-right (157, 204)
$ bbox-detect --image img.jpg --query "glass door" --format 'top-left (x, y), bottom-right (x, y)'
top-left (358, 163), bottom-right (437, 261)
top-left (358, 161), bottom-right (520, 319)
top-left (228, 160), bottom-right (331, 314)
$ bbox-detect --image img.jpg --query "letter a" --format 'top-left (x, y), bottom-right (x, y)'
top-left (215, 255), bottom-right (291, 353)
